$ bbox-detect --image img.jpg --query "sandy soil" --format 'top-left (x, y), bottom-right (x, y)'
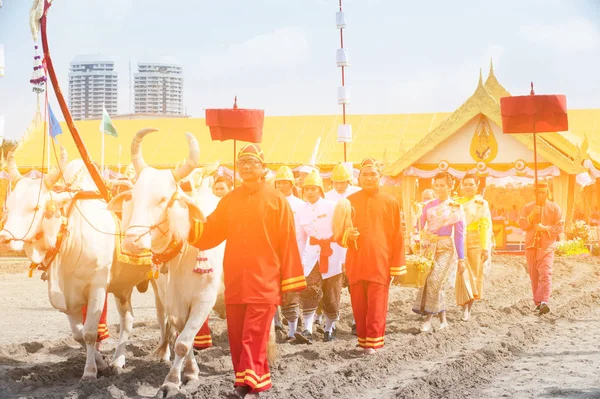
top-left (0, 255), bottom-right (599, 399)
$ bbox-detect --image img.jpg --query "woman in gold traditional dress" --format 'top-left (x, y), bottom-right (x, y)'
top-left (413, 172), bottom-right (466, 332)
top-left (454, 174), bottom-right (492, 321)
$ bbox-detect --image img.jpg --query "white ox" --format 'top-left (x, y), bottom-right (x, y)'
top-left (108, 129), bottom-right (224, 397)
top-left (0, 147), bottom-right (170, 380)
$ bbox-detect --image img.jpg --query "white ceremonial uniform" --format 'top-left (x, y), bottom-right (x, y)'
top-left (297, 198), bottom-right (344, 279)
top-left (286, 194), bottom-right (307, 257)
top-left (324, 185), bottom-right (361, 203)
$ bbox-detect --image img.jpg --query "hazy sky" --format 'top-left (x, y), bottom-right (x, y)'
top-left (1, 0), bottom-right (599, 141)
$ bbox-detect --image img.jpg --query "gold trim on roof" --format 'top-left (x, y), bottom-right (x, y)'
top-left (384, 70), bottom-right (501, 175)
top-left (384, 67), bottom-right (585, 176)
top-left (484, 59), bottom-right (511, 101)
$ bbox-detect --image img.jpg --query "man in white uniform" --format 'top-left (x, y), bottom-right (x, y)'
top-left (274, 165), bottom-right (307, 340)
top-left (297, 164), bottom-right (319, 193)
top-left (320, 163), bottom-right (361, 333)
top-left (294, 170), bottom-right (344, 343)
top-left (324, 162), bottom-right (361, 202)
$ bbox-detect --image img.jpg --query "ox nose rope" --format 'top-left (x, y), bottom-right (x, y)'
top-left (123, 189), bottom-right (180, 244)
top-left (126, 218), bottom-right (170, 243)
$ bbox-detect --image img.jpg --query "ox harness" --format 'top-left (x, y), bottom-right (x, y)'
top-left (29, 190), bottom-right (104, 279)
top-left (124, 185), bottom-right (213, 276)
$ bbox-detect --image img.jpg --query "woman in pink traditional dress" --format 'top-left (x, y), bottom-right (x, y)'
top-left (412, 172), bottom-right (466, 332)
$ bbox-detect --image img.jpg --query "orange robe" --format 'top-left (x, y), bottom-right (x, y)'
top-left (518, 200), bottom-right (564, 305)
top-left (343, 189), bottom-right (405, 349)
top-left (190, 181), bottom-right (305, 393)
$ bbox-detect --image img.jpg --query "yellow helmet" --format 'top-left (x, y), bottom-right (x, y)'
top-left (274, 165), bottom-right (294, 182)
top-left (331, 163), bottom-right (352, 182)
top-left (302, 170), bottom-right (324, 192)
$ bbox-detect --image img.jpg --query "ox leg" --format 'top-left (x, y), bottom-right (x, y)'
top-left (182, 346), bottom-right (200, 386)
top-left (66, 312), bottom-right (85, 348)
top-left (151, 276), bottom-right (171, 363)
top-left (157, 301), bottom-right (211, 397)
top-left (81, 286), bottom-right (109, 380)
top-left (110, 290), bottom-right (134, 374)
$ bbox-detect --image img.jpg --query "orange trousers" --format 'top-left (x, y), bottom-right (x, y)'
top-left (350, 280), bottom-right (388, 350)
top-left (82, 294), bottom-right (109, 342)
top-left (194, 319), bottom-right (212, 349)
top-left (226, 304), bottom-right (276, 393)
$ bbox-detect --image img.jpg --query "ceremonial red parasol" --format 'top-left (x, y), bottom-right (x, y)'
top-left (500, 83), bottom-right (568, 187)
top-left (500, 83), bottom-right (568, 244)
top-left (205, 98), bottom-right (264, 186)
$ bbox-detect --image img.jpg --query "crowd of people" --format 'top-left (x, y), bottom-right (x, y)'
top-left (110, 144), bottom-right (565, 399)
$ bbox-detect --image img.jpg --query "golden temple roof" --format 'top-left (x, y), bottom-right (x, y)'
top-left (383, 66), bottom-right (586, 176)
top-left (10, 64), bottom-right (600, 176)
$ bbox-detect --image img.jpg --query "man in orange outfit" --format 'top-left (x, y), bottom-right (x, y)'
top-left (342, 157), bottom-right (406, 354)
top-left (189, 144), bottom-right (306, 398)
top-left (518, 181), bottom-right (564, 315)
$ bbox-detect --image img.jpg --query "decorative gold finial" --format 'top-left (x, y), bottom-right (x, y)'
top-left (477, 68), bottom-right (484, 87)
top-left (489, 58), bottom-right (494, 76)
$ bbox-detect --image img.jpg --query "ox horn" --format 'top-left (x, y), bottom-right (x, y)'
top-left (6, 146), bottom-right (23, 182)
top-left (43, 146), bottom-right (68, 190)
top-left (172, 132), bottom-right (200, 182)
top-left (130, 128), bottom-right (159, 173)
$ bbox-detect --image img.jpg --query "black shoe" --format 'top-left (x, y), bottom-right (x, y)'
top-left (294, 329), bottom-right (313, 344)
top-left (275, 324), bottom-right (284, 333)
top-left (533, 305), bottom-right (540, 313)
top-left (285, 336), bottom-right (296, 344)
top-left (323, 331), bottom-right (335, 342)
top-left (538, 303), bottom-right (550, 315)
top-left (351, 323), bottom-right (357, 336)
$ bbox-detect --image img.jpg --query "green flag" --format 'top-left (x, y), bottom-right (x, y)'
top-left (101, 106), bottom-right (118, 137)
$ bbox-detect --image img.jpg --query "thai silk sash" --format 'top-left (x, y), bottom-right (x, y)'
top-left (309, 236), bottom-right (333, 274)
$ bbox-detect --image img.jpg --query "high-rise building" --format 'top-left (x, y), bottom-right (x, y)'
top-left (134, 57), bottom-right (184, 115)
top-left (68, 54), bottom-right (118, 120)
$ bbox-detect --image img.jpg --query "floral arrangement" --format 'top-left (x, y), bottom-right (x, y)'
top-left (569, 220), bottom-right (592, 243)
top-left (406, 254), bottom-right (434, 274)
top-left (555, 239), bottom-right (589, 257)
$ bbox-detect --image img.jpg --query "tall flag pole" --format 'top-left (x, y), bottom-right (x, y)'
top-left (37, 0), bottom-right (111, 202)
top-left (101, 104), bottom-right (105, 175)
top-left (100, 104), bottom-right (118, 178)
top-left (336, 0), bottom-right (351, 161)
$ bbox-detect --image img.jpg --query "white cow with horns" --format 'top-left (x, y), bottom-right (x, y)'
top-left (107, 128), bottom-right (224, 397)
top-left (0, 146), bottom-right (170, 380)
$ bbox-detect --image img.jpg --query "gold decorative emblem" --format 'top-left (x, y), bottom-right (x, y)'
top-left (469, 115), bottom-right (498, 163)
top-left (438, 160), bottom-right (449, 171)
top-left (514, 159), bottom-right (526, 172)
top-left (476, 161), bottom-right (487, 173)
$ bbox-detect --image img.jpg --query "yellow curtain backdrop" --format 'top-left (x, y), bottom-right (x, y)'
top-left (552, 171), bottom-right (569, 222)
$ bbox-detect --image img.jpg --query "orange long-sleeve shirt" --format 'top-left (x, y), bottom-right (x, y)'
top-left (518, 200), bottom-right (564, 249)
top-left (189, 182), bottom-right (306, 305)
top-left (344, 189), bottom-right (406, 286)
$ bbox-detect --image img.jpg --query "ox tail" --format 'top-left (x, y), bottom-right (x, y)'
top-left (153, 318), bottom-right (176, 359)
top-left (267, 322), bottom-right (277, 365)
